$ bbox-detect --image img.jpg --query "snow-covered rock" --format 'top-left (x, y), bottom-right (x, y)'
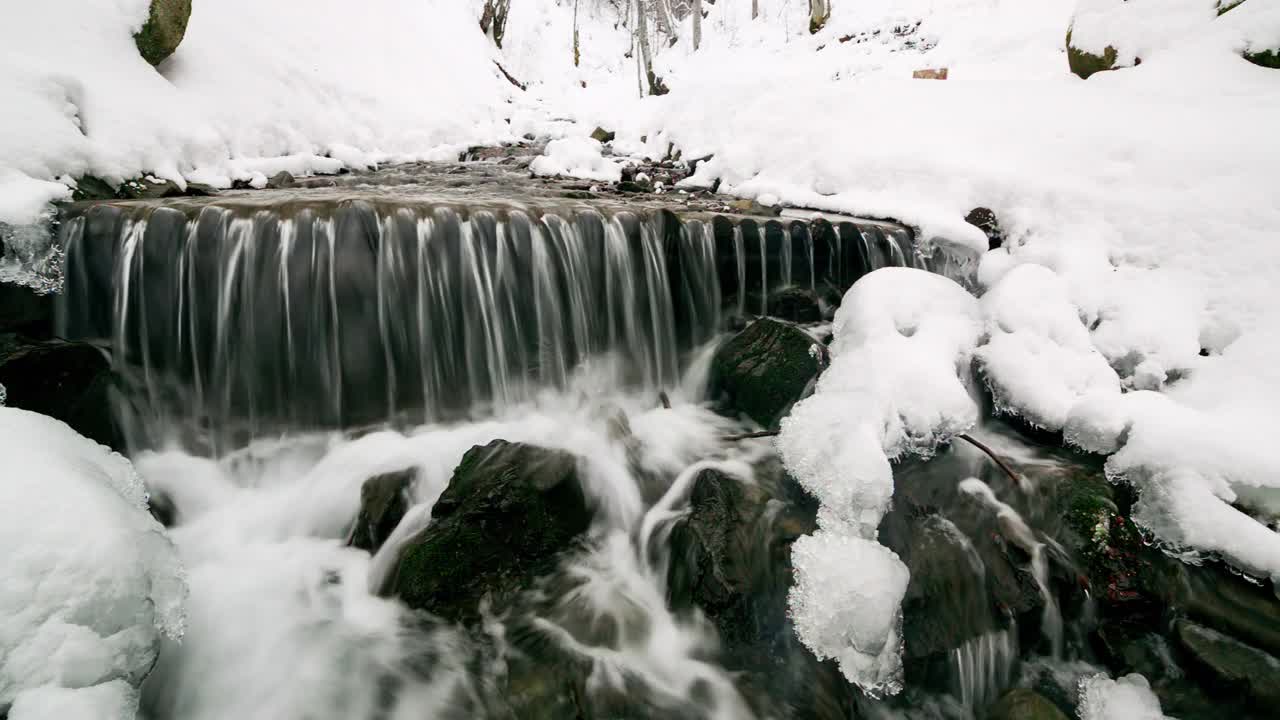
top-left (779, 267), bottom-right (982, 695)
top-left (0, 409), bottom-right (185, 717)
top-left (530, 136), bottom-right (622, 182)
top-left (1077, 673), bottom-right (1170, 720)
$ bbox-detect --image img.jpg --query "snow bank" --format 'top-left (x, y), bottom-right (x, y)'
top-left (0, 0), bottom-right (510, 224)
top-left (1077, 673), bottom-right (1170, 720)
top-left (0, 409), bottom-right (185, 717)
top-left (531, 136), bottom-right (622, 182)
top-left (779, 267), bottom-right (982, 695)
top-left (976, 263), bottom-right (1119, 431)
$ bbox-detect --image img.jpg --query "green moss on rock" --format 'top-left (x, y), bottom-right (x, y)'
top-left (135, 0), bottom-right (192, 66)
top-left (1245, 49), bottom-right (1280, 69)
top-left (1066, 28), bottom-right (1119, 80)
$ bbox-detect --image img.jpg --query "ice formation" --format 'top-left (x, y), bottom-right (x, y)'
top-left (1077, 673), bottom-right (1170, 720)
top-left (0, 409), bottom-right (185, 717)
top-left (780, 267), bottom-right (982, 695)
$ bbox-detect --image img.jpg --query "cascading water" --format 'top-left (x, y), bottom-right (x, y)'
top-left (47, 187), bottom-right (945, 720)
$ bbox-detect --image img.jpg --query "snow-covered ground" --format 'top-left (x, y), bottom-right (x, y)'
top-left (0, 0), bottom-right (512, 224)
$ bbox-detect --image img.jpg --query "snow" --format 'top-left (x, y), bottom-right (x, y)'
top-left (531, 136), bottom-right (622, 182)
top-left (0, 409), bottom-right (185, 717)
top-left (0, 0), bottom-right (511, 225)
top-left (1077, 673), bottom-right (1170, 720)
top-left (976, 263), bottom-right (1120, 431)
top-left (778, 267), bottom-right (981, 694)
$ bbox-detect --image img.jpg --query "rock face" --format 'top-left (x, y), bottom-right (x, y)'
top-left (1175, 620), bottom-right (1280, 707)
top-left (988, 688), bottom-right (1069, 720)
top-left (385, 440), bottom-right (590, 621)
top-left (709, 318), bottom-right (819, 428)
top-left (766, 287), bottom-right (822, 323)
top-left (667, 467), bottom-right (852, 720)
top-left (349, 469), bottom-right (414, 554)
top-left (0, 284), bottom-right (53, 337)
top-left (0, 335), bottom-right (119, 449)
top-left (134, 0), bottom-right (193, 66)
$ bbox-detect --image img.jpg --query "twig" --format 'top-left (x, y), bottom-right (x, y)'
top-left (722, 429), bottom-right (780, 441)
top-left (957, 433), bottom-right (1022, 485)
top-left (493, 61), bottom-right (527, 91)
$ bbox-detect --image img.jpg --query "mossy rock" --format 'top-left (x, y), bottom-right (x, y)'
top-left (1244, 49), bottom-right (1280, 69)
top-left (1217, 0), bottom-right (1248, 16)
top-left (1066, 28), bottom-right (1119, 80)
top-left (135, 0), bottom-right (193, 66)
top-left (988, 688), bottom-right (1069, 720)
top-left (709, 318), bottom-right (819, 429)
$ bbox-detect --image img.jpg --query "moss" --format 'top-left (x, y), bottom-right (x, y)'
top-left (1066, 28), bottom-right (1119, 80)
top-left (134, 0), bottom-right (192, 67)
top-left (1244, 49), bottom-right (1280, 69)
top-left (1217, 0), bottom-right (1248, 16)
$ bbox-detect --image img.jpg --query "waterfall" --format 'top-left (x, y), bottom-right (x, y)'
top-left (58, 198), bottom-right (926, 451)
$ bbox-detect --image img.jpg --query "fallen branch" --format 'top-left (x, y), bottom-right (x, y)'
top-left (493, 60), bottom-right (526, 91)
top-left (722, 429), bottom-right (780, 442)
top-left (957, 433), bottom-right (1023, 485)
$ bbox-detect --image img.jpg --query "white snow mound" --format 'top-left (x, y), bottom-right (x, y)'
top-left (530, 136), bottom-right (622, 183)
top-left (0, 409), bottom-right (185, 717)
top-left (1077, 673), bottom-right (1170, 720)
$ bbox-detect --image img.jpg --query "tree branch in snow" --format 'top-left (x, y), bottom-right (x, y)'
top-left (957, 433), bottom-right (1024, 486)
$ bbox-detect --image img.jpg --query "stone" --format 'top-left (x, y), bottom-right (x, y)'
top-left (1066, 28), bottom-right (1120, 80)
top-left (766, 287), bottom-right (822, 323)
top-left (988, 688), bottom-right (1069, 720)
top-left (1245, 49), bottom-right (1280, 69)
top-left (589, 127), bottom-right (616, 144)
top-left (118, 177), bottom-right (182, 200)
top-left (901, 515), bottom-right (1003, 660)
top-left (71, 175), bottom-right (119, 202)
top-left (709, 318), bottom-right (819, 428)
top-left (266, 171), bottom-right (296, 189)
top-left (965, 207), bottom-right (1004, 250)
top-left (912, 68), bottom-right (949, 80)
top-left (1178, 563), bottom-right (1280, 657)
top-left (349, 469), bottom-right (414, 554)
top-left (1175, 620), bottom-right (1280, 706)
top-left (0, 282), bottom-right (54, 337)
top-left (134, 0), bottom-right (193, 66)
top-left (0, 335), bottom-right (119, 450)
top-left (384, 440), bottom-right (590, 622)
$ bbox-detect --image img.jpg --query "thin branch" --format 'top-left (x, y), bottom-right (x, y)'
top-left (957, 433), bottom-right (1023, 485)
top-left (722, 429), bottom-right (780, 441)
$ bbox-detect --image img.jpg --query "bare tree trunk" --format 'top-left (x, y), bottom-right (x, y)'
top-left (752, 0), bottom-right (759, 21)
top-left (573, 0), bottom-right (581, 67)
top-left (635, 1), bottom-right (651, 96)
top-left (652, 0), bottom-right (678, 43)
top-left (809, 0), bottom-right (830, 34)
top-left (480, 0), bottom-right (513, 48)
top-left (692, 0), bottom-right (702, 50)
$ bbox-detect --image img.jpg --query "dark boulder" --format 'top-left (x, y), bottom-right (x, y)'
top-left (1175, 620), bottom-right (1280, 707)
top-left (964, 207), bottom-right (1004, 250)
top-left (766, 287), bottom-right (822, 323)
top-left (988, 688), bottom-right (1069, 720)
top-left (589, 127), bottom-right (616, 144)
top-left (709, 318), bottom-right (819, 429)
top-left (1177, 563), bottom-right (1280, 657)
top-left (1066, 28), bottom-right (1121, 80)
top-left (135, 0), bottom-right (192, 66)
top-left (667, 467), bottom-right (852, 720)
top-left (349, 469), bottom-right (414, 554)
top-left (0, 335), bottom-right (119, 449)
top-left (384, 440), bottom-right (591, 622)
top-left (0, 282), bottom-right (54, 337)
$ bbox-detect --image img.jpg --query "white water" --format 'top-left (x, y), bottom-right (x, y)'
top-left (135, 355), bottom-right (768, 719)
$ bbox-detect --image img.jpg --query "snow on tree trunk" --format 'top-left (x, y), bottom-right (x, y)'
top-left (480, 0), bottom-right (512, 48)
top-left (753, 0), bottom-right (760, 21)
top-left (692, 0), bottom-right (702, 50)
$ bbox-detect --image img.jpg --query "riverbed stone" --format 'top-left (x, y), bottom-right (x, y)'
top-left (135, 0), bottom-right (192, 66)
top-left (988, 688), bottom-right (1069, 720)
top-left (709, 318), bottom-right (818, 428)
top-left (385, 440), bottom-right (590, 622)
top-left (1175, 620), bottom-right (1280, 706)
top-left (0, 334), bottom-right (119, 450)
top-left (349, 469), bottom-right (414, 554)
top-left (0, 283), bottom-right (53, 337)
top-left (767, 287), bottom-right (822, 323)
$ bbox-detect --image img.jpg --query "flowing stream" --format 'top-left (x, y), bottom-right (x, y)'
top-left (51, 183), bottom-right (1107, 720)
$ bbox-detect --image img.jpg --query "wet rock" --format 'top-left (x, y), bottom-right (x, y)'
top-left (0, 283), bottom-right (53, 337)
top-left (119, 177), bottom-right (183, 200)
top-left (1178, 563), bottom-right (1280, 657)
top-left (667, 468), bottom-right (851, 720)
top-left (902, 515), bottom-right (1003, 661)
top-left (135, 0), bottom-right (192, 66)
top-left (988, 688), bottom-right (1069, 720)
top-left (616, 180), bottom-right (651, 194)
top-left (589, 127), bottom-right (615, 144)
top-left (385, 440), bottom-right (590, 622)
top-left (1245, 48), bottom-right (1280, 69)
top-left (71, 175), bottom-right (119, 202)
top-left (726, 198), bottom-right (782, 217)
top-left (266, 171), bottom-right (296, 189)
top-left (964, 207), bottom-right (1004, 250)
top-left (349, 469), bottom-right (414, 554)
top-left (766, 287), bottom-right (822, 323)
top-left (0, 335), bottom-right (119, 450)
top-left (709, 318), bottom-right (818, 429)
top-left (1175, 620), bottom-right (1280, 706)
